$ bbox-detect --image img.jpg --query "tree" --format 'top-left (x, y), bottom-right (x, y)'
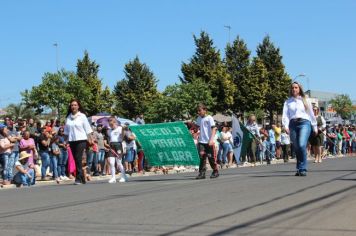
top-left (330, 94), bottom-right (353, 119)
top-left (98, 86), bottom-right (115, 114)
top-left (256, 35), bottom-right (291, 123)
top-left (76, 50), bottom-right (104, 116)
top-left (113, 56), bottom-right (159, 119)
top-left (146, 79), bottom-right (216, 122)
top-left (4, 103), bottom-right (35, 120)
top-left (181, 31), bottom-right (236, 112)
top-left (225, 36), bottom-right (251, 113)
top-left (247, 57), bottom-right (268, 111)
top-left (21, 70), bottom-right (70, 119)
top-left (22, 70), bottom-right (91, 119)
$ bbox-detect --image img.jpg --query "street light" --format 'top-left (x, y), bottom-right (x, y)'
top-left (224, 25), bottom-right (231, 44)
top-left (294, 73), bottom-right (309, 91)
top-left (53, 43), bottom-right (59, 71)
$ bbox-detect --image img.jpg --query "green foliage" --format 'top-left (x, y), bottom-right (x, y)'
top-left (180, 31), bottom-right (236, 112)
top-left (146, 79), bottom-right (216, 123)
top-left (76, 50), bottom-right (104, 116)
top-left (113, 56), bottom-right (159, 119)
top-left (99, 86), bottom-right (114, 113)
top-left (21, 70), bottom-right (71, 119)
top-left (4, 103), bottom-right (36, 120)
top-left (21, 70), bottom-right (92, 120)
top-left (256, 35), bottom-right (291, 122)
top-left (330, 94), bottom-right (353, 119)
top-left (247, 57), bottom-right (268, 110)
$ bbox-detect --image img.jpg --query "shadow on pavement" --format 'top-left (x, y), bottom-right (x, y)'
top-left (159, 170), bottom-right (356, 236)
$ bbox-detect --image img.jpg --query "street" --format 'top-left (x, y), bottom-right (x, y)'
top-left (1, 157), bottom-right (356, 236)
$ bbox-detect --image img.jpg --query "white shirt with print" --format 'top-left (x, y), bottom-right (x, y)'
top-left (196, 115), bottom-right (215, 144)
top-left (108, 126), bottom-right (123, 143)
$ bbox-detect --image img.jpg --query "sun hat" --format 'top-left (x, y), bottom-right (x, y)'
top-left (18, 151), bottom-right (31, 161)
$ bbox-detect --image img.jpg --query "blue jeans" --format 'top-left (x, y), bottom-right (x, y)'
top-left (97, 149), bottom-right (106, 173)
top-left (333, 140), bottom-right (338, 155)
top-left (50, 155), bottom-right (59, 179)
top-left (259, 150), bottom-right (265, 162)
top-left (342, 140), bottom-right (348, 154)
top-left (221, 142), bottom-right (232, 164)
top-left (267, 142), bottom-right (276, 160)
top-left (289, 119), bottom-right (312, 172)
top-left (9, 151), bottom-right (19, 180)
top-left (125, 148), bottom-right (136, 163)
top-left (87, 150), bottom-right (98, 173)
top-left (352, 140), bottom-right (356, 153)
top-left (2, 152), bottom-right (14, 181)
top-left (57, 149), bottom-right (68, 177)
top-left (13, 168), bottom-right (35, 186)
top-left (217, 144), bottom-right (223, 163)
top-left (40, 151), bottom-right (50, 179)
top-left (97, 149), bottom-right (105, 163)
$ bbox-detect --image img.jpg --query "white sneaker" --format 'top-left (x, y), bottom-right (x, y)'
top-left (63, 176), bottom-right (70, 181)
top-left (108, 178), bottom-right (116, 183)
top-left (119, 175), bottom-right (128, 183)
top-left (59, 176), bottom-right (64, 181)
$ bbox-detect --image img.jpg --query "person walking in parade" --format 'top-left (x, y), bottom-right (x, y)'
top-left (107, 116), bottom-right (127, 183)
top-left (282, 82), bottom-right (317, 176)
top-left (64, 99), bottom-right (93, 185)
top-left (245, 114), bottom-right (261, 167)
top-left (309, 107), bottom-right (326, 163)
top-left (195, 104), bottom-right (219, 179)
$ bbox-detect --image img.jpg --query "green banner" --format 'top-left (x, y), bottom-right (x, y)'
top-left (129, 122), bottom-right (200, 166)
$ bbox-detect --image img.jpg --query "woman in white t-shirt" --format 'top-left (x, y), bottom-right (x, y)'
top-left (64, 99), bottom-right (93, 185)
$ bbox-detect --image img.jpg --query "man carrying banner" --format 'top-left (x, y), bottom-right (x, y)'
top-left (195, 104), bottom-right (219, 179)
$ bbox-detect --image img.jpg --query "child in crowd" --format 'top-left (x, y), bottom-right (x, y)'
top-left (51, 136), bottom-right (61, 183)
top-left (281, 128), bottom-right (291, 163)
top-left (259, 136), bottom-right (267, 164)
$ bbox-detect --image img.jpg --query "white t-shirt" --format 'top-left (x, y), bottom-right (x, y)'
top-left (196, 115), bottom-right (215, 144)
top-left (220, 131), bottom-right (233, 144)
top-left (64, 112), bottom-right (93, 142)
top-left (125, 131), bottom-right (137, 149)
top-left (281, 133), bottom-right (291, 145)
top-left (108, 126), bottom-right (123, 143)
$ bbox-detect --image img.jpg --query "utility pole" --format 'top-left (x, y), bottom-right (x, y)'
top-left (224, 25), bottom-right (231, 44)
top-left (53, 43), bottom-right (59, 71)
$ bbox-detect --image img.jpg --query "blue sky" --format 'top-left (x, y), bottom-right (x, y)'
top-left (1, 0), bottom-right (356, 108)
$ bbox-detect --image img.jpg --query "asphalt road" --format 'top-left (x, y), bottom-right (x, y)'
top-left (1, 156), bottom-right (356, 236)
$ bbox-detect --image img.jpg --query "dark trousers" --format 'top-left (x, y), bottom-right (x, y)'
top-left (282, 144), bottom-right (290, 161)
top-left (198, 143), bottom-right (218, 173)
top-left (247, 139), bottom-right (257, 163)
top-left (69, 140), bottom-right (87, 183)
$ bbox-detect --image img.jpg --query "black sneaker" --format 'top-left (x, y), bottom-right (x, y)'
top-left (210, 171), bottom-right (219, 179)
top-left (299, 171), bottom-right (307, 176)
top-left (195, 173), bottom-right (206, 179)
